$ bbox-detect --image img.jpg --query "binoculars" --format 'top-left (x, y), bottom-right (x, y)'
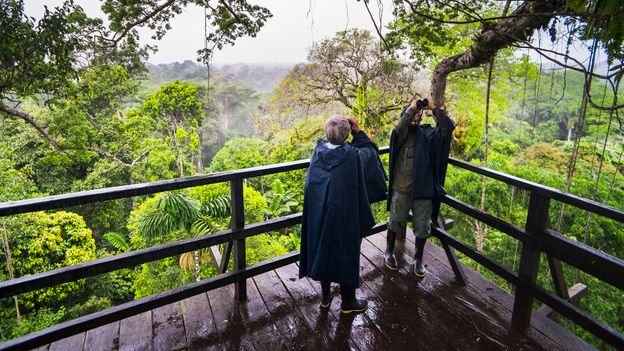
top-left (415, 98), bottom-right (429, 109)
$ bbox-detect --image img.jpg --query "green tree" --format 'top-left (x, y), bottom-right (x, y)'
top-left (271, 29), bottom-right (417, 137)
top-left (140, 81), bottom-right (205, 176)
top-left (1, 0), bottom-right (272, 155)
top-left (3, 211), bottom-right (96, 311)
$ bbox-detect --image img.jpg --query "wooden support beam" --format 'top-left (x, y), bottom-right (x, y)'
top-left (511, 192), bottom-right (550, 330)
top-left (230, 178), bottom-right (246, 301)
top-left (208, 246), bottom-right (222, 271)
top-left (537, 283), bottom-right (588, 318)
top-left (435, 216), bottom-right (466, 285)
top-left (547, 254), bottom-right (569, 300)
top-left (219, 242), bottom-right (232, 274)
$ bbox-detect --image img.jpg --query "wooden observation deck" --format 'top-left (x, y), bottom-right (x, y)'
top-left (37, 231), bottom-right (590, 351)
top-left (0, 147), bottom-right (622, 350)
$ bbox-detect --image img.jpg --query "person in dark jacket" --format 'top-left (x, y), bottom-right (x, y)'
top-left (299, 115), bottom-right (383, 314)
top-left (385, 98), bottom-right (455, 277)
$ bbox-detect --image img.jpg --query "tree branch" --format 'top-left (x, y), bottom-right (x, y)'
top-left (108, 0), bottom-right (178, 46)
top-left (403, 0), bottom-right (620, 25)
top-left (0, 101), bottom-right (62, 151)
top-left (362, 0), bottom-right (391, 52)
top-left (428, 0), bottom-right (564, 106)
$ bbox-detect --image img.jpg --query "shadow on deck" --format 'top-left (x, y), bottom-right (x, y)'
top-left (35, 231), bottom-right (590, 351)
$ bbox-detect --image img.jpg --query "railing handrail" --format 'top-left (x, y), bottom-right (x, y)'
top-left (0, 159), bottom-right (311, 217)
top-left (2, 147), bottom-right (621, 222)
top-left (447, 158), bottom-right (624, 222)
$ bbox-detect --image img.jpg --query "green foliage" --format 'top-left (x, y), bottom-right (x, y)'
top-left (208, 137), bottom-right (267, 172)
top-left (265, 179), bottom-right (299, 219)
top-left (103, 232), bottom-right (131, 253)
top-left (3, 211), bottom-right (96, 311)
top-left (135, 192), bottom-right (200, 242)
top-left (0, 0), bottom-right (96, 100)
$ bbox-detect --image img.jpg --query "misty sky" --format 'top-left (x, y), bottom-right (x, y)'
top-left (26, 0), bottom-right (394, 65)
top-left (25, 1), bottom-right (604, 72)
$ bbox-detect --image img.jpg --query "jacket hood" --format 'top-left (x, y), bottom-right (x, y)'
top-left (314, 139), bottom-right (351, 170)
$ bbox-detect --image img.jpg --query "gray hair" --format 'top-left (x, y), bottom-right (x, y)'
top-left (324, 115), bottom-right (351, 144)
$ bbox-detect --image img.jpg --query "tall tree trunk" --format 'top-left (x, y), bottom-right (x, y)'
top-left (193, 250), bottom-right (201, 282)
top-left (1, 219), bottom-right (21, 333)
top-left (429, 1), bottom-right (563, 106)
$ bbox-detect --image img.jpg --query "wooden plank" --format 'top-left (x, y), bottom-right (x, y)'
top-left (354, 247), bottom-right (430, 350)
top-left (207, 285), bottom-right (256, 350)
top-left (83, 321), bottom-right (119, 351)
top-left (274, 264), bottom-right (358, 350)
top-left (444, 194), bottom-right (624, 291)
top-left (401, 229), bottom-right (588, 351)
top-left (180, 293), bottom-right (221, 351)
top-left (362, 235), bottom-right (507, 350)
top-left (542, 229), bottom-right (624, 291)
top-left (431, 225), bottom-right (620, 349)
top-left (252, 271), bottom-right (322, 350)
top-left (119, 311), bottom-right (153, 351)
top-left (48, 332), bottom-right (84, 351)
top-left (238, 276), bottom-right (287, 350)
top-left (446, 158), bottom-right (624, 222)
top-left (152, 302), bottom-right (186, 351)
top-left (218, 242), bottom-right (232, 273)
top-left (0, 252), bottom-right (298, 351)
top-left (0, 160), bottom-right (310, 217)
top-left (301, 269), bottom-right (391, 351)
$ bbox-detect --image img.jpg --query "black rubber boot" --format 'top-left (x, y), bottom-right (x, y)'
top-left (384, 229), bottom-right (398, 270)
top-left (320, 281), bottom-right (332, 309)
top-left (414, 238), bottom-right (427, 278)
top-left (339, 285), bottom-right (368, 314)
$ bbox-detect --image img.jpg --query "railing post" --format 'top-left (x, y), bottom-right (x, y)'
top-left (511, 192), bottom-right (549, 330)
top-left (230, 178), bottom-right (246, 301)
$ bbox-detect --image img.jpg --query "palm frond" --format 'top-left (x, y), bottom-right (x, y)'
top-left (136, 192), bottom-right (201, 240)
top-left (136, 210), bottom-right (179, 240)
top-left (179, 252), bottom-right (196, 272)
top-left (103, 232), bottom-right (131, 252)
top-left (202, 193), bottom-right (231, 218)
top-left (191, 216), bottom-right (218, 236)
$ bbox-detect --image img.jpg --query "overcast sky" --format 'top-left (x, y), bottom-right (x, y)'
top-left (25, 1), bottom-right (606, 73)
top-left (26, 0), bottom-right (394, 64)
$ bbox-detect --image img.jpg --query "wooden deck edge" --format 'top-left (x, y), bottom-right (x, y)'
top-left (419, 231), bottom-right (595, 350)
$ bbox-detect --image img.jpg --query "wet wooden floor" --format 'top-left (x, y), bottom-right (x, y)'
top-left (35, 231), bottom-right (592, 351)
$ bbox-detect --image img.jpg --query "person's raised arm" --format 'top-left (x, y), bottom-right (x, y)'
top-left (394, 99), bottom-right (420, 147)
top-left (346, 115), bottom-right (372, 145)
top-left (423, 99), bottom-right (454, 135)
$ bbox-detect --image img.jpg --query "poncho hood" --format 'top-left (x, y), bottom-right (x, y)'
top-left (315, 140), bottom-right (351, 170)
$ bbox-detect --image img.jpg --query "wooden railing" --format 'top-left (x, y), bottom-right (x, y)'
top-left (438, 157), bottom-right (624, 349)
top-left (0, 147), bottom-right (622, 350)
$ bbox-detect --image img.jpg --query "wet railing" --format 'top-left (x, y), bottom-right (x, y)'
top-left (0, 147), bottom-right (622, 350)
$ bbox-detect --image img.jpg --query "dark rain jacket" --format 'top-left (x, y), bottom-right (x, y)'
top-left (387, 106), bottom-right (455, 221)
top-left (299, 140), bottom-right (376, 287)
top-left (350, 131), bottom-right (388, 203)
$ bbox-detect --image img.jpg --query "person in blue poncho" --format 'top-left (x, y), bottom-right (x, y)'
top-left (299, 114), bottom-right (386, 314)
top-left (385, 98), bottom-right (455, 277)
